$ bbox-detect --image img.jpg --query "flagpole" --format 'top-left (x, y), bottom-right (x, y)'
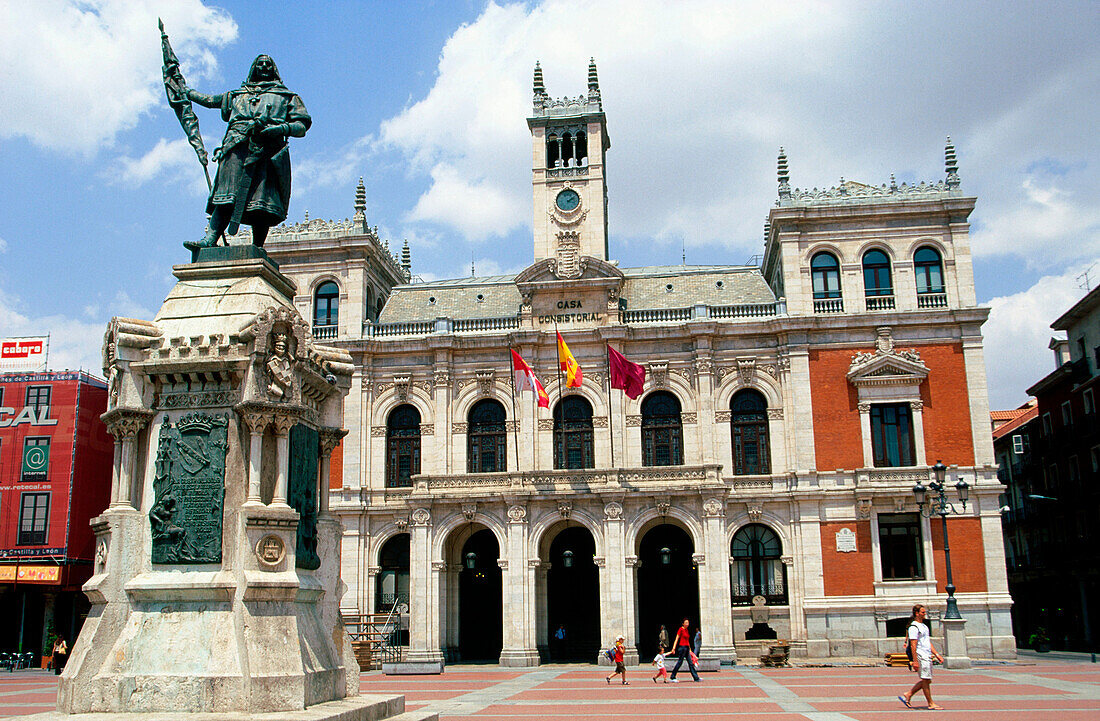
top-left (606, 345), bottom-right (616, 468)
top-left (507, 348), bottom-right (522, 474)
top-left (553, 321), bottom-right (567, 402)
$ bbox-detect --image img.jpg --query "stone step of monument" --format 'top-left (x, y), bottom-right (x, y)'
top-left (17, 693), bottom-right (431, 721)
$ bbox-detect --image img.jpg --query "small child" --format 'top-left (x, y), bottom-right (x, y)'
top-left (652, 646), bottom-right (669, 683)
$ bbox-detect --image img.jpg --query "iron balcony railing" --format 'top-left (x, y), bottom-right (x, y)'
top-left (731, 579), bottom-right (788, 606)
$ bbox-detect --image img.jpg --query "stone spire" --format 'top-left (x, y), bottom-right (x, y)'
top-left (353, 176), bottom-right (366, 229)
top-left (764, 218), bottom-right (771, 246)
top-left (401, 239), bottom-right (411, 279)
top-left (587, 57), bottom-right (601, 104)
top-left (944, 136), bottom-right (960, 189)
top-left (777, 147), bottom-right (791, 200)
top-left (533, 61), bottom-right (547, 109)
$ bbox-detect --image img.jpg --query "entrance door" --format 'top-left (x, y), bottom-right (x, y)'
top-left (546, 526), bottom-right (599, 662)
top-left (637, 523), bottom-right (699, 659)
top-left (458, 528), bottom-right (502, 661)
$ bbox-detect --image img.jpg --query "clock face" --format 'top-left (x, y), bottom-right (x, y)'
top-left (555, 189), bottom-right (581, 212)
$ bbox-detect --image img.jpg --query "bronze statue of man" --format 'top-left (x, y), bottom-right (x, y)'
top-left (183, 55), bottom-right (310, 250)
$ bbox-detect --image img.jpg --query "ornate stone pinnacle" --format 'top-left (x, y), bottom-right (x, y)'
top-left (763, 218), bottom-right (771, 245)
top-left (353, 177), bottom-right (366, 226)
top-left (401, 240), bottom-right (411, 277)
top-left (945, 136), bottom-right (960, 188)
top-left (533, 60), bottom-right (546, 106)
top-left (588, 57), bottom-right (599, 91)
top-left (890, 173), bottom-right (898, 191)
top-left (777, 147), bottom-right (791, 200)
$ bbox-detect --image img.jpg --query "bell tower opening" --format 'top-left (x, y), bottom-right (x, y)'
top-left (528, 58), bottom-right (611, 264)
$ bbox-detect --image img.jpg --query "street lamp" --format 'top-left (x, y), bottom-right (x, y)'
top-left (912, 459), bottom-right (970, 620)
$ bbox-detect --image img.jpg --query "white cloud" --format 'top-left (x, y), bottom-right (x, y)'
top-left (983, 262), bottom-right (1098, 409)
top-left (0, 284), bottom-right (156, 376)
top-left (0, 0), bottom-right (236, 156)
top-left (111, 137), bottom-right (208, 191)
top-left (371, 0), bottom-right (1098, 274)
top-left (0, 236), bottom-right (7, 253)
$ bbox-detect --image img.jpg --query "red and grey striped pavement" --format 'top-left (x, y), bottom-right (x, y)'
top-left (2, 658), bottom-right (1099, 719)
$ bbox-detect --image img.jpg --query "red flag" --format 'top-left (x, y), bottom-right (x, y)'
top-left (511, 349), bottom-right (550, 408)
top-left (608, 346), bottom-right (646, 400)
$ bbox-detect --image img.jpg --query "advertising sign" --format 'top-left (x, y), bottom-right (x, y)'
top-left (16, 565), bottom-right (60, 583)
top-left (0, 337), bottom-right (48, 372)
top-left (21, 440), bottom-right (50, 482)
top-left (0, 566), bottom-right (15, 582)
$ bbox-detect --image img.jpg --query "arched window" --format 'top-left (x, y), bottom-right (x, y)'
top-left (914, 246), bottom-right (945, 302)
top-left (468, 399), bottom-right (507, 473)
top-left (546, 133), bottom-right (560, 169)
top-left (575, 131), bottom-right (588, 166)
top-left (731, 389), bottom-right (770, 475)
top-left (810, 252), bottom-right (841, 313)
top-left (561, 131), bottom-right (574, 167)
top-left (386, 404), bottom-right (420, 488)
top-left (641, 391), bottom-right (683, 466)
top-left (365, 286), bottom-right (375, 322)
top-left (314, 281), bottom-right (339, 328)
top-left (862, 249), bottom-right (893, 297)
top-left (554, 396), bottom-right (594, 469)
top-left (730, 524), bottom-right (787, 605)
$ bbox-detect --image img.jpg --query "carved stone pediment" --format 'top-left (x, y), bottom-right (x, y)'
top-left (847, 327), bottom-right (928, 388)
top-left (514, 256), bottom-right (624, 285)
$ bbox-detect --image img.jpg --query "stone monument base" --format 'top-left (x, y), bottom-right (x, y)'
top-left (20, 694), bottom-right (437, 721)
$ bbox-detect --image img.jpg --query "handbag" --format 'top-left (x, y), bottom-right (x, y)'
top-left (689, 650), bottom-right (699, 665)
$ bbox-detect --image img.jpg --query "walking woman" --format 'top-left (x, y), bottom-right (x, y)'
top-left (668, 618), bottom-right (700, 682)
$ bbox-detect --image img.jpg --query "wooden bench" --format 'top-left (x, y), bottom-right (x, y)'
top-left (884, 653), bottom-right (910, 667)
top-left (759, 640), bottom-right (792, 667)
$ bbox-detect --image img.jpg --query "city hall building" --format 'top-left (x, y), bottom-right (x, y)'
top-left (263, 61), bottom-right (1013, 666)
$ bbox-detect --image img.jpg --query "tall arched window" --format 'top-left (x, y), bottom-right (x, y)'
top-left (314, 281), bottom-right (339, 328)
top-left (641, 391), bottom-right (683, 466)
top-left (731, 389), bottom-right (770, 475)
top-left (554, 396), bottom-right (594, 469)
top-left (386, 404), bottom-right (420, 488)
top-left (810, 252), bottom-right (842, 312)
top-left (730, 524), bottom-right (787, 605)
top-left (468, 399), bottom-right (507, 473)
top-left (546, 133), bottom-right (560, 168)
top-left (862, 249), bottom-right (893, 296)
top-left (575, 131), bottom-right (588, 166)
top-left (365, 286), bottom-right (375, 322)
top-left (914, 246), bottom-right (946, 307)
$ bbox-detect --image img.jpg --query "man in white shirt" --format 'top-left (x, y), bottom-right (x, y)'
top-left (899, 604), bottom-right (945, 710)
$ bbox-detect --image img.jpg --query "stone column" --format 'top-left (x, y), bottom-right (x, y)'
top-left (500, 504), bottom-right (538, 666)
top-left (432, 362), bottom-right (452, 474)
top-left (533, 560), bottom-right (549, 660)
top-left (787, 347), bottom-right (816, 471)
top-left (318, 428), bottom-right (348, 514)
top-left (910, 400), bottom-right (927, 462)
top-left (941, 617), bottom-right (971, 669)
top-left (857, 402), bottom-right (873, 467)
top-left (624, 555), bottom-right (641, 665)
top-left (102, 409), bottom-right (152, 510)
top-left (365, 566), bottom-right (380, 614)
top-left (692, 347), bottom-right (715, 466)
top-left (238, 410), bottom-right (271, 506)
top-left (405, 507), bottom-right (443, 670)
top-left (600, 500), bottom-right (629, 663)
top-left (700, 497), bottom-right (736, 663)
top-left (271, 414), bottom-right (296, 507)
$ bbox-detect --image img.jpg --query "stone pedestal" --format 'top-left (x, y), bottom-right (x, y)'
top-left (36, 249), bottom-right (433, 721)
top-left (941, 617), bottom-right (971, 669)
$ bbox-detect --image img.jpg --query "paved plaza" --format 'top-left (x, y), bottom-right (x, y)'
top-left (2, 654), bottom-right (1098, 719)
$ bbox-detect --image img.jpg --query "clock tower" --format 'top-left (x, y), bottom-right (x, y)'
top-left (528, 59), bottom-right (611, 270)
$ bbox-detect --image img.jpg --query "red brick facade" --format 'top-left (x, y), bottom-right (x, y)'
top-left (820, 521), bottom-right (874, 596)
top-left (930, 517), bottom-right (987, 593)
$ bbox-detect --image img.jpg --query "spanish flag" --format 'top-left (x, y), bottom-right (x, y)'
top-left (557, 332), bottom-right (583, 388)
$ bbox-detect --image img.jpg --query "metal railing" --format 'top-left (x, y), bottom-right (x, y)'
top-left (731, 580), bottom-right (788, 606)
top-left (865, 295), bottom-right (896, 311)
top-left (813, 297), bottom-right (844, 314)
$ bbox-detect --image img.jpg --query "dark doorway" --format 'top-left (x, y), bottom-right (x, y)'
top-left (547, 526), bottom-right (600, 662)
top-left (459, 528), bottom-right (502, 662)
top-left (637, 523), bottom-right (699, 659)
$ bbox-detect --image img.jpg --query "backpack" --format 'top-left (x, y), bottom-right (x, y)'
top-left (904, 623), bottom-right (915, 662)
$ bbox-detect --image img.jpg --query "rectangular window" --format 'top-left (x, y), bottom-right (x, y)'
top-left (1042, 413), bottom-right (1053, 436)
top-left (1091, 446), bottom-right (1100, 473)
top-left (24, 385), bottom-right (51, 415)
top-left (21, 437), bottom-right (49, 482)
top-left (1085, 389), bottom-right (1095, 416)
top-left (1062, 401), bottom-right (1073, 427)
top-left (870, 404), bottom-right (916, 467)
top-left (878, 513), bottom-right (924, 580)
top-left (1069, 455), bottom-right (1080, 482)
top-left (1046, 464), bottom-right (1059, 490)
top-left (1012, 434), bottom-right (1026, 456)
top-left (18, 492), bottom-right (49, 546)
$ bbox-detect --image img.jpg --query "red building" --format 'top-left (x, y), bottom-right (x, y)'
top-left (0, 371), bottom-right (112, 659)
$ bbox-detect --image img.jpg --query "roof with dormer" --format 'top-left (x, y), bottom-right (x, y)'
top-left (377, 264), bottom-right (775, 323)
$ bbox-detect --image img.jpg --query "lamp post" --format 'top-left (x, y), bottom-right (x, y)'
top-left (912, 460), bottom-right (970, 620)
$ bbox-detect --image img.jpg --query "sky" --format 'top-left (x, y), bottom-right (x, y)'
top-left (0, 0), bottom-right (1097, 410)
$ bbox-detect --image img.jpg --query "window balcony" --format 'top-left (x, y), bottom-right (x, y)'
top-left (731, 579), bottom-right (788, 606)
top-left (813, 297), bottom-right (844, 314)
top-left (865, 295), bottom-right (896, 311)
top-left (917, 292), bottom-right (948, 309)
top-left (313, 323), bottom-right (338, 340)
